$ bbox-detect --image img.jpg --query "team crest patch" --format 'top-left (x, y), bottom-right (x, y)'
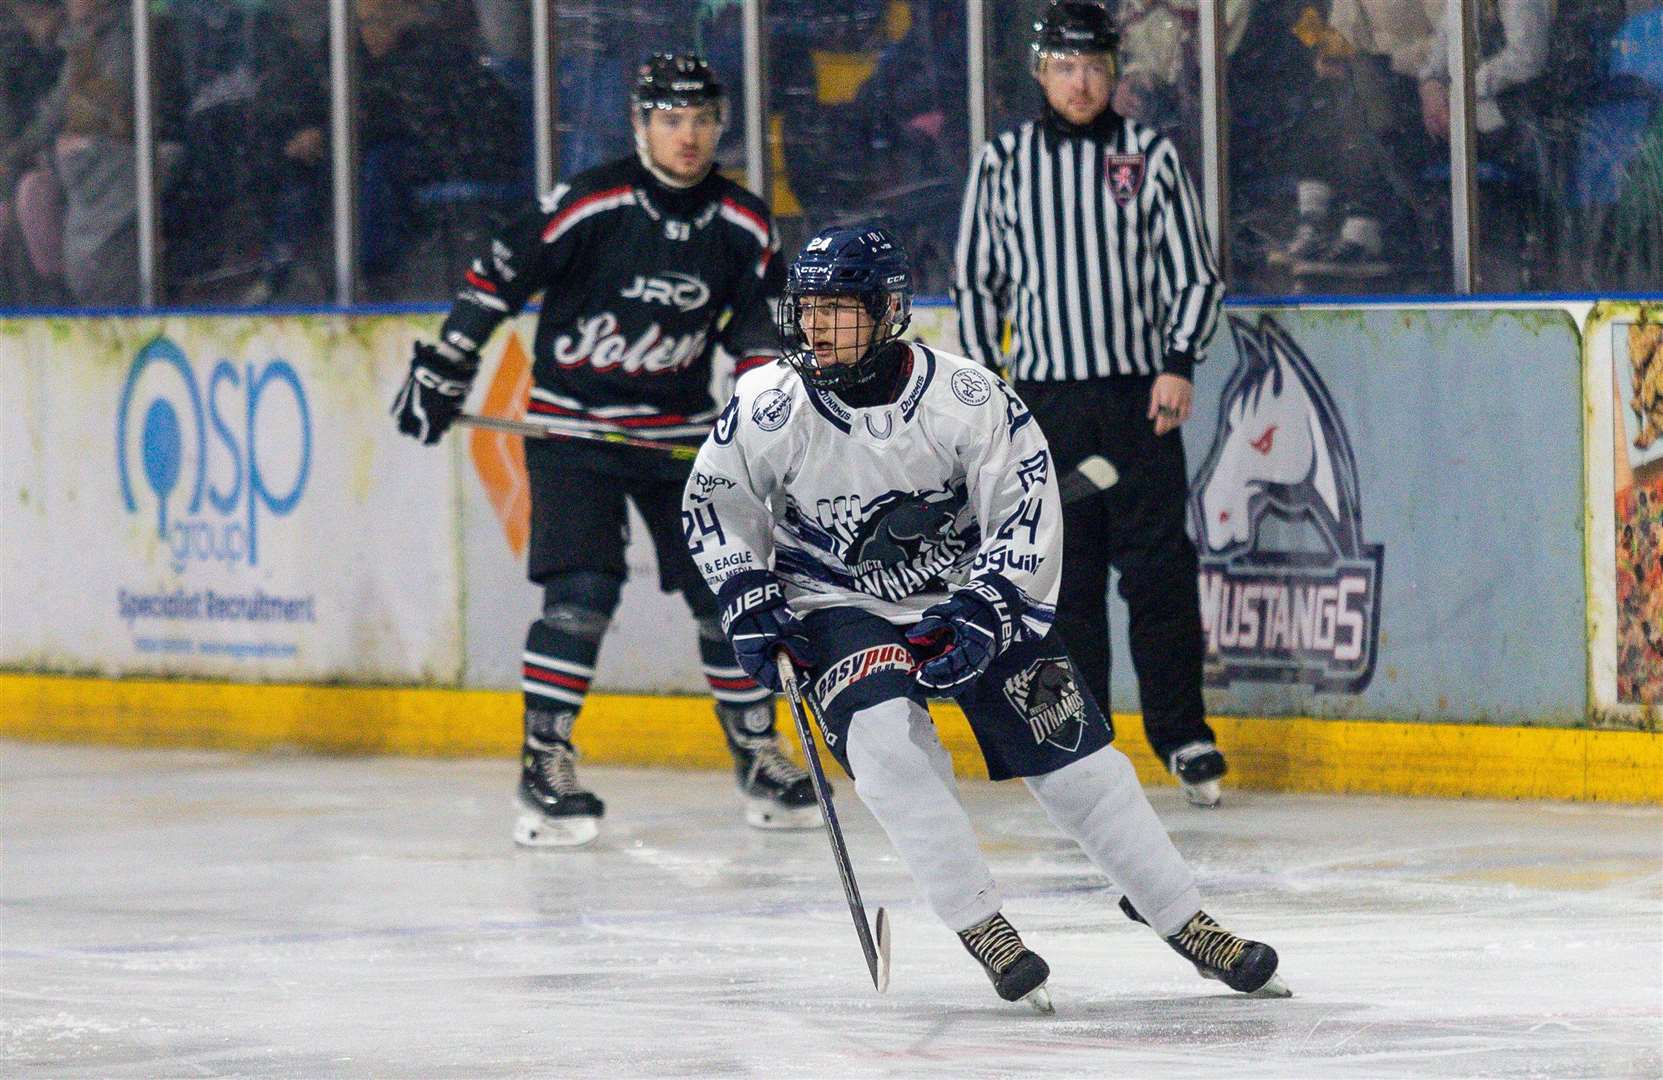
top-left (1105, 153), bottom-right (1146, 207)
top-left (1002, 656), bottom-right (1087, 752)
top-left (813, 644), bottom-right (916, 707)
top-left (753, 389), bottom-right (792, 430)
top-left (951, 369), bottom-right (992, 406)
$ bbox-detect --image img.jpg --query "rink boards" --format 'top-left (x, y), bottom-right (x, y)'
top-left (0, 300), bottom-right (1659, 802)
top-left (3, 673), bottom-right (1658, 804)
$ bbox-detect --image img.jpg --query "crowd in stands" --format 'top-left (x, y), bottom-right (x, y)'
top-left (1106, 0), bottom-right (1663, 294)
top-left (0, 0), bottom-right (1658, 310)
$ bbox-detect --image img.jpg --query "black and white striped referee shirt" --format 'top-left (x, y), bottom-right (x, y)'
top-left (953, 113), bottom-right (1222, 382)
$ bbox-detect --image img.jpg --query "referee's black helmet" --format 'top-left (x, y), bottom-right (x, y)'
top-left (1032, 1), bottom-right (1120, 60)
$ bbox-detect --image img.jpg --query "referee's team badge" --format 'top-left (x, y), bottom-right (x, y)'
top-left (1105, 153), bottom-right (1146, 207)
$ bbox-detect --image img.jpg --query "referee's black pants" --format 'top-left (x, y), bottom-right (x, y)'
top-left (1018, 376), bottom-right (1215, 766)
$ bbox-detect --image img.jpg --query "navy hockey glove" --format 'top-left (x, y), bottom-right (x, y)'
top-left (392, 342), bottom-right (476, 445)
top-left (907, 576), bottom-right (1022, 693)
top-left (719, 571), bottom-right (813, 692)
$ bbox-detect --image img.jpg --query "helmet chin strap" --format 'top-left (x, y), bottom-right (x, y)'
top-left (633, 117), bottom-right (716, 190)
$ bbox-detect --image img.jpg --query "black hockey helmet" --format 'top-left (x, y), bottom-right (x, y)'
top-left (1032, 1), bottom-right (1119, 64)
top-left (778, 224), bottom-right (914, 392)
top-left (632, 53), bottom-right (726, 115)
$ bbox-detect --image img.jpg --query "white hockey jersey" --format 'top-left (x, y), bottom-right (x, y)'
top-left (683, 342), bottom-right (1061, 634)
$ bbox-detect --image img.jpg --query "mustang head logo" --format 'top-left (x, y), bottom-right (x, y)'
top-left (1193, 315), bottom-right (1363, 559)
top-left (1188, 314), bottom-right (1384, 694)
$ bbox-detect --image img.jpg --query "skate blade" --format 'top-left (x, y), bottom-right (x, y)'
top-left (513, 811), bottom-right (599, 848)
top-left (1247, 972), bottom-right (1292, 999)
top-left (1022, 983), bottom-right (1055, 1014)
top-left (874, 907), bottom-right (891, 994)
top-left (1181, 779), bottom-right (1222, 807)
top-left (742, 796), bottom-right (820, 831)
top-left (1196, 965), bottom-right (1293, 999)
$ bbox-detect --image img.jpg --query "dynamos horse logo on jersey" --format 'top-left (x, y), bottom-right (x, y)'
top-left (1188, 315), bottom-right (1384, 693)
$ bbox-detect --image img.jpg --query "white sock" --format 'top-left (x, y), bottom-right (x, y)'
top-left (1023, 747), bottom-right (1201, 937)
top-left (1338, 215), bottom-right (1384, 256)
top-left (1296, 178), bottom-right (1335, 219)
top-left (846, 698), bottom-right (1002, 932)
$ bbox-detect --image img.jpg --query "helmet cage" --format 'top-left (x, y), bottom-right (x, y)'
top-left (777, 286), bottom-right (913, 393)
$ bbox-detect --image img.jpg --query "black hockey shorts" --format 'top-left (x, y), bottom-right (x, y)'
top-left (525, 437), bottom-right (708, 601)
top-left (800, 606), bottom-right (1114, 782)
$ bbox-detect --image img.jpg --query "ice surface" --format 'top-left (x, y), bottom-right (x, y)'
top-left (3, 741), bottom-right (1660, 1078)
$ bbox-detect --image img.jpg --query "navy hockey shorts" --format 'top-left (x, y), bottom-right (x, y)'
top-left (800, 606), bottom-right (1115, 782)
top-left (526, 437), bottom-right (709, 601)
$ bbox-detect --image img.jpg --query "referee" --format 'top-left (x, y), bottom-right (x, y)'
top-left (952, 1), bottom-right (1227, 806)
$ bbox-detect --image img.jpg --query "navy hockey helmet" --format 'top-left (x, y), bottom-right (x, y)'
top-left (1032, 1), bottom-right (1120, 66)
top-left (778, 224), bottom-right (914, 392)
top-left (632, 53), bottom-right (726, 116)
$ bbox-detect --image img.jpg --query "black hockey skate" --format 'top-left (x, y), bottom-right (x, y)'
top-left (958, 913), bottom-right (1054, 1013)
top-left (1169, 740), bottom-right (1227, 808)
top-left (1119, 896), bottom-right (1291, 997)
top-left (514, 734), bottom-right (605, 848)
top-left (718, 705), bottom-right (819, 830)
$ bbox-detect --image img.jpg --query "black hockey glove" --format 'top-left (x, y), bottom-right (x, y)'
top-left (719, 571), bottom-right (813, 692)
top-left (392, 342), bottom-right (477, 445)
top-left (907, 576), bottom-right (1022, 693)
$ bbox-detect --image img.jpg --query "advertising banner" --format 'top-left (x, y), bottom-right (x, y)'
top-left (1167, 308), bottom-right (1585, 724)
top-left (0, 303), bottom-right (1593, 729)
top-left (1585, 302), bottom-right (1663, 722)
top-left (0, 315), bottom-right (461, 683)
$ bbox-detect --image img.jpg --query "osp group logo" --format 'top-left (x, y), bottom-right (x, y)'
top-left (1188, 315), bottom-right (1384, 693)
top-left (117, 335), bottom-right (312, 573)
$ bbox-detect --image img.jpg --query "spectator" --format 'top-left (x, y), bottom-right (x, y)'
top-left (767, 0), bottom-right (889, 242)
top-left (1557, 0), bottom-right (1660, 290)
top-left (555, 1), bottom-right (702, 175)
top-left (0, 0), bottom-right (67, 305)
top-left (2, 0), bottom-right (182, 306)
top-left (355, 0), bottom-right (525, 297)
top-left (1418, 0), bottom-right (1552, 288)
top-left (0, 0), bottom-right (64, 143)
top-left (1259, 0), bottom-right (1446, 287)
top-left (1111, 0), bottom-right (1251, 172)
top-left (158, 0), bottom-right (329, 303)
top-left (854, 0), bottom-right (967, 294)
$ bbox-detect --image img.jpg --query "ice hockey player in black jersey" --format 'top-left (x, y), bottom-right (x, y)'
top-left (392, 53), bottom-right (816, 847)
top-left (686, 224), bottom-right (1290, 1008)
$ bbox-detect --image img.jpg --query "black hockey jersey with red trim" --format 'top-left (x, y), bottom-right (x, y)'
top-left (438, 156), bottom-right (783, 443)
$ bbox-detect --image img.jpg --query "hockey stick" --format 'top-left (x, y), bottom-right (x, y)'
top-left (458, 413), bottom-right (700, 460)
top-left (775, 651), bottom-right (891, 994)
top-left (1058, 454), bottom-right (1119, 506)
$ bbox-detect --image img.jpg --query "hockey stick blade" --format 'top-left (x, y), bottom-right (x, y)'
top-left (1058, 454), bottom-right (1119, 506)
top-left (874, 906), bottom-right (891, 994)
top-left (458, 413), bottom-right (700, 459)
top-left (775, 651), bottom-right (890, 994)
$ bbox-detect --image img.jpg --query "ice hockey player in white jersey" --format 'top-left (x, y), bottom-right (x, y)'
top-left (683, 224), bottom-right (1289, 1008)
